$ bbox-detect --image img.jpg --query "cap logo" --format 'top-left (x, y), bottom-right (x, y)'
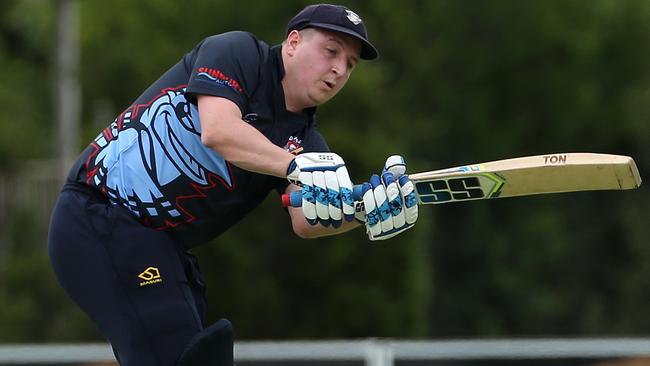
top-left (345, 10), bottom-right (362, 25)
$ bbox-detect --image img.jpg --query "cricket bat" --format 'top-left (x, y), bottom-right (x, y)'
top-left (281, 153), bottom-right (642, 207)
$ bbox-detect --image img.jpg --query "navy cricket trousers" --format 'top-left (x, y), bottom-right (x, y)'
top-left (48, 183), bottom-right (208, 366)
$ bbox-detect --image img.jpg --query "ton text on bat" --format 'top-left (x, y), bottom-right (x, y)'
top-left (543, 154), bottom-right (567, 165)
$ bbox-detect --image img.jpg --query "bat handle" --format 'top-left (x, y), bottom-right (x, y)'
top-left (281, 184), bottom-right (365, 208)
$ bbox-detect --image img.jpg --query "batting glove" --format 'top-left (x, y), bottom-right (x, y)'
top-left (287, 152), bottom-right (355, 227)
top-left (360, 155), bottom-right (418, 241)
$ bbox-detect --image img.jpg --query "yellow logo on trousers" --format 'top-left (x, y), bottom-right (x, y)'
top-left (138, 267), bottom-right (162, 287)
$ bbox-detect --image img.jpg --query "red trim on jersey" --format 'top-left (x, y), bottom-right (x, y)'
top-left (156, 162), bottom-right (237, 230)
top-left (84, 143), bottom-right (102, 185)
top-left (131, 85), bottom-right (188, 119)
top-left (102, 127), bottom-right (112, 141)
top-left (116, 112), bottom-right (125, 130)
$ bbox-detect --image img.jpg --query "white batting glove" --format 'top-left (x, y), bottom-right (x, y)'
top-left (287, 152), bottom-right (355, 227)
top-left (360, 155), bottom-right (418, 241)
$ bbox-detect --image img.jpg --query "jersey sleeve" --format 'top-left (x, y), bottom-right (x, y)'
top-left (186, 31), bottom-right (263, 114)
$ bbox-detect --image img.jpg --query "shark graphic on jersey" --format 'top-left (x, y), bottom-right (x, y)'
top-left (86, 86), bottom-right (234, 228)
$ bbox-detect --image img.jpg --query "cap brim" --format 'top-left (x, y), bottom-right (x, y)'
top-left (306, 22), bottom-right (379, 60)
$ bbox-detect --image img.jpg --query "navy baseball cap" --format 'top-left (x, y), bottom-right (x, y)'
top-left (287, 4), bottom-right (379, 60)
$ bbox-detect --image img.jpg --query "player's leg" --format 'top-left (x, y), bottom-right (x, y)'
top-left (48, 186), bottom-right (206, 365)
top-left (174, 251), bottom-right (236, 366)
top-left (176, 318), bottom-right (234, 366)
top-left (179, 249), bottom-right (208, 324)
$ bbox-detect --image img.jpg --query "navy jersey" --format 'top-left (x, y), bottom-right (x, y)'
top-left (71, 31), bottom-right (329, 247)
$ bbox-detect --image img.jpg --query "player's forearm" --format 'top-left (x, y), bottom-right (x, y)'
top-left (289, 206), bottom-right (361, 238)
top-left (202, 117), bottom-right (293, 177)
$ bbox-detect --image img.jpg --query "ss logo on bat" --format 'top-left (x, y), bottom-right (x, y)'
top-left (415, 177), bottom-right (485, 203)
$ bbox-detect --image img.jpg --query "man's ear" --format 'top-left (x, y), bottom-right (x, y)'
top-left (285, 30), bottom-right (302, 56)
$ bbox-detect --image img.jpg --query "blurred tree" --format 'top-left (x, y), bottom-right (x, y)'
top-left (0, 0), bottom-right (55, 168)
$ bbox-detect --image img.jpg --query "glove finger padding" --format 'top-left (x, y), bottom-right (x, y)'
top-left (383, 155), bottom-right (406, 177)
top-left (399, 175), bottom-right (418, 225)
top-left (324, 170), bottom-right (341, 227)
top-left (363, 174), bottom-right (394, 238)
top-left (373, 174), bottom-right (394, 233)
top-left (312, 171), bottom-right (331, 226)
top-left (300, 172), bottom-right (317, 225)
top-left (336, 166), bottom-right (355, 221)
top-left (361, 181), bottom-right (380, 235)
top-left (383, 172), bottom-right (406, 228)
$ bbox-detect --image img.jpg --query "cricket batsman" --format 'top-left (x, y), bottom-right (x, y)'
top-left (47, 4), bottom-right (418, 365)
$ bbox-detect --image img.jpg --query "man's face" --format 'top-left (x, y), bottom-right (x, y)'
top-left (285, 28), bottom-right (362, 108)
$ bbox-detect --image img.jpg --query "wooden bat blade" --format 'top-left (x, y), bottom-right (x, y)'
top-left (409, 153), bottom-right (642, 205)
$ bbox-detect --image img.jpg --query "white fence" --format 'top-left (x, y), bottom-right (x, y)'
top-left (1, 339), bottom-right (650, 365)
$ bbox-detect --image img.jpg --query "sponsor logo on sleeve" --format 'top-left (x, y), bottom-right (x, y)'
top-left (196, 67), bottom-right (244, 94)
